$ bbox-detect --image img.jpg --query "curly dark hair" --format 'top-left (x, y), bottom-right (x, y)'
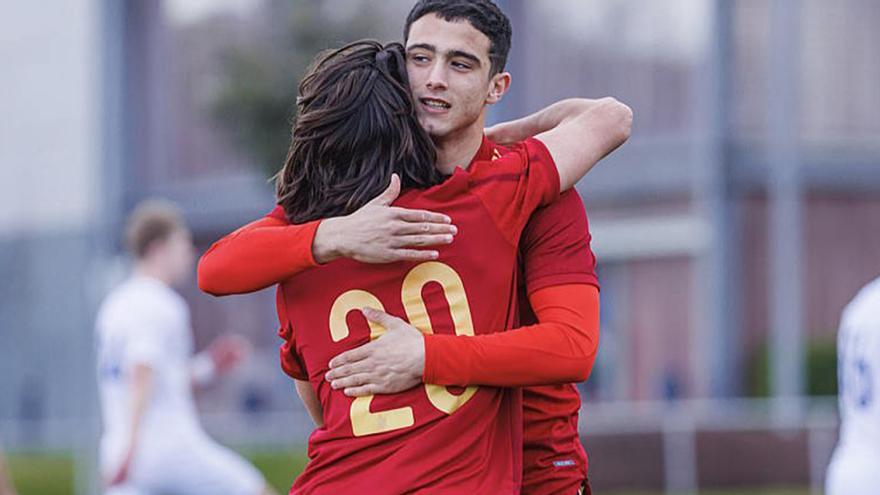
top-left (274, 40), bottom-right (443, 224)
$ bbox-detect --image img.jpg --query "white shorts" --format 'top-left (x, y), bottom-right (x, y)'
top-left (825, 448), bottom-right (880, 495)
top-left (102, 433), bottom-right (265, 495)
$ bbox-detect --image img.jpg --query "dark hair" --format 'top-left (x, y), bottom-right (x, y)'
top-left (125, 199), bottom-right (186, 259)
top-left (275, 40), bottom-right (443, 224)
top-left (404, 0), bottom-right (512, 76)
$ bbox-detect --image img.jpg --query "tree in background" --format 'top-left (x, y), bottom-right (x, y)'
top-left (746, 338), bottom-right (838, 397)
top-left (211, 0), bottom-right (396, 177)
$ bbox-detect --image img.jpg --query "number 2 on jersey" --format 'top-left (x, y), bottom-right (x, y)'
top-left (328, 262), bottom-right (479, 437)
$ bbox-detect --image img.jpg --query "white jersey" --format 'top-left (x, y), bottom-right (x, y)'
top-left (95, 274), bottom-right (264, 495)
top-left (95, 275), bottom-right (202, 454)
top-left (826, 277), bottom-right (880, 494)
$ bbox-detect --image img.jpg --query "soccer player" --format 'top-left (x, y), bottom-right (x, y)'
top-left (208, 36), bottom-right (626, 492)
top-left (826, 276), bottom-right (880, 494)
top-left (95, 200), bottom-right (277, 495)
top-left (199, 1), bottom-right (608, 493)
top-left (204, 35), bottom-right (631, 493)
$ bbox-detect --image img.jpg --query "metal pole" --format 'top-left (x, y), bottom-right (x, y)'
top-left (767, 0), bottom-right (805, 423)
top-left (663, 405), bottom-right (698, 495)
top-left (692, 0), bottom-right (738, 399)
top-left (74, 1), bottom-right (130, 494)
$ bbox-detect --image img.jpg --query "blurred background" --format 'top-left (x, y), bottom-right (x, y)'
top-left (1, 0), bottom-right (878, 493)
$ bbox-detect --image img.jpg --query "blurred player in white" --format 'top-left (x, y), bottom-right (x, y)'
top-left (95, 200), bottom-right (277, 495)
top-left (826, 276), bottom-right (880, 494)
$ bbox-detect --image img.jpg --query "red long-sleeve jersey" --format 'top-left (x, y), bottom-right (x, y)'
top-left (198, 137), bottom-right (601, 494)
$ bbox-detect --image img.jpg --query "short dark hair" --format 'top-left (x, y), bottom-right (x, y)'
top-left (274, 40), bottom-right (443, 224)
top-left (124, 199), bottom-right (186, 259)
top-left (404, 0), bottom-right (512, 76)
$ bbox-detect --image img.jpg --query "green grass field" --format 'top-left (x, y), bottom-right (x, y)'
top-left (6, 449), bottom-right (312, 495)
top-left (6, 452), bottom-right (73, 495)
top-left (5, 450), bottom-right (809, 495)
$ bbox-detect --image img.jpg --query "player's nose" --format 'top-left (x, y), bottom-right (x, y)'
top-left (425, 64), bottom-right (448, 91)
top-left (425, 78), bottom-right (448, 92)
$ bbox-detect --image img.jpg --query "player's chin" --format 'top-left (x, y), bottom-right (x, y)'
top-left (419, 115), bottom-right (453, 140)
top-left (416, 113), bottom-right (437, 131)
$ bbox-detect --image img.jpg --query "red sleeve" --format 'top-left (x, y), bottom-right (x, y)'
top-left (521, 189), bottom-right (599, 293)
top-left (422, 284), bottom-right (599, 387)
top-left (197, 208), bottom-right (321, 296)
top-left (470, 137), bottom-right (560, 246)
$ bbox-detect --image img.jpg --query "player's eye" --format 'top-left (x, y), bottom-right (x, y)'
top-left (410, 54), bottom-right (431, 64)
top-left (451, 61), bottom-right (472, 71)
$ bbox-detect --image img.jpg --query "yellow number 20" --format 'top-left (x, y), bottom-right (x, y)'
top-left (328, 262), bottom-right (479, 437)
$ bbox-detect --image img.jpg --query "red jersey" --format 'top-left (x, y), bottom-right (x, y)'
top-left (488, 139), bottom-right (600, 495)
top-left (518, 192), bottom-right (598, 495)
top-left (278, 139), bottom-right (559, 494)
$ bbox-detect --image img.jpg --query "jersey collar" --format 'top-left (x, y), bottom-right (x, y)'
top-left (469, 135), bottom-right (498, 165)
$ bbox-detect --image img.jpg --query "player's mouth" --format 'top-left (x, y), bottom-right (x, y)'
top-left (419, 97), bottom-right (451, 114)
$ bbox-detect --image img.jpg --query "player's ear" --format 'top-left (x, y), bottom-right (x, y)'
top-left (486, 71), bottom-right (511, 106)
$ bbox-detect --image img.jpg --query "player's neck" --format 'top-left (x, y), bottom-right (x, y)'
top-left (134, 263), bottom-right (173, 287)
top-left (433, 121), bottom-right (485, 175)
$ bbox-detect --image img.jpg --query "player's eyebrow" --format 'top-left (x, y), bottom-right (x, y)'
top-left (407, 43), bottom-right (437, 54)
top-left (447, 49), bottom-right (482, 68)
top-left (407, 43), bottom-right (483, 68)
